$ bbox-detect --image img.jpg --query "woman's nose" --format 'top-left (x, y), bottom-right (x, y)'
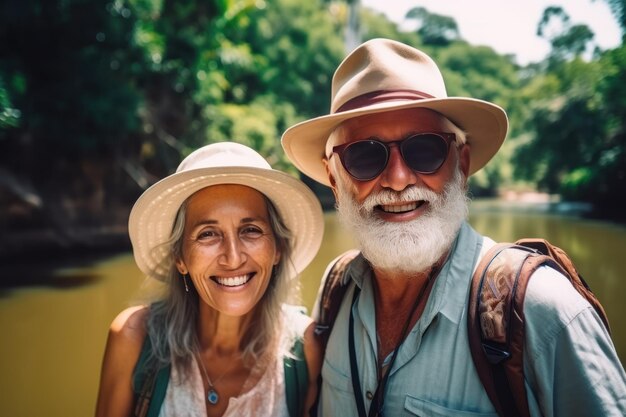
top-left (218, 235), bottom-right (245, 268)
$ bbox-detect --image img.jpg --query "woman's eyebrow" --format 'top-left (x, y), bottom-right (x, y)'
top-left (240, 217), bottom-right (265, 224)
top-left (189, 219), bottom-right (218, 229)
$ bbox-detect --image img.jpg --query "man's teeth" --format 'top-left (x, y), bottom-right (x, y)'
top-left (381, 202), bottom-right (418, 213)
top-left (215, 274), bottom-right (251, 287)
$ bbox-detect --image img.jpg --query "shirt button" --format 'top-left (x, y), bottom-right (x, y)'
top-left (366, 391), bottom-right (374, 400)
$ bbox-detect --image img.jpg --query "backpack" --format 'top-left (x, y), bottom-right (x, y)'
top-left (133, 335), bottom-right (308, 417)
top-left (314, 238), bottom-right (611, 417)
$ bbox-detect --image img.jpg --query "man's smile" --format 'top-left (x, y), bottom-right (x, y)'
top-left (376, 201), bottom-right (426, 214)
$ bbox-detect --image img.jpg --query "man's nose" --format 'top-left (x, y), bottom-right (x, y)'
top-left (378, 145), bottom-right (418, 191)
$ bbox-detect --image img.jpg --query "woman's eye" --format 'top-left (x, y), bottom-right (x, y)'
top-left (241, 226), bottom-right (263, 237)
top-left (197, 230), bottom-right (218, 239)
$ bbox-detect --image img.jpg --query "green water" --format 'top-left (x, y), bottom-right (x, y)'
top-left (1, 205), bottom-right (625, 417)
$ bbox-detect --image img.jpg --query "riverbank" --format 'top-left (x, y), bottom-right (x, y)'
top-left (0, 224), bottom-right (132, 289)
top-left (0, 225), bottom-right (131, 260)
top-left (472, 191), bottom-right (594, 217)
top-left (1, 193), bottom-right (621, 273)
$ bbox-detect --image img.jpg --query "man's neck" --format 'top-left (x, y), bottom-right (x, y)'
top-left (371, 249), bottom-right (448, 312)
top-left (371, 255), bottom-right (447, 363)
top-left (373, 268), bottom-right (431, 311)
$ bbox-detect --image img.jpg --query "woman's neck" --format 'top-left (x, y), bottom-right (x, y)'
top-left (196, 303), bottom-right (253, 356)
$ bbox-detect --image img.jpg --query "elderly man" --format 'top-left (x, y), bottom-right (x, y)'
top-left (282, 38), bottom-right (626, 417)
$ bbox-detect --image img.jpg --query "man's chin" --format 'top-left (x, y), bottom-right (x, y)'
top-left (355, 218), bottom-right (456, 273)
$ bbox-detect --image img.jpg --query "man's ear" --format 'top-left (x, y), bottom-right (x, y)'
top-left (459, 143), bottom-right (471, 179)
top-left (323, 157), bottom-right (339, 200)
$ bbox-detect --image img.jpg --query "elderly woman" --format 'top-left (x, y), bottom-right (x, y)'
top-left (95, 142), bottom-right (324, 417)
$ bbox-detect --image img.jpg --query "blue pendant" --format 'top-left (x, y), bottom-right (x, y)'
top-left (207, 389), bottom-right (219, 405)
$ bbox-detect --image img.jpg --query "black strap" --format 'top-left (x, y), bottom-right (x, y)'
top-left (492, 364), bottom-right (522, 417)
top-left (349, 268), bottom-right (436, 417)
top-left (349, 288), bottom-right (368, 417)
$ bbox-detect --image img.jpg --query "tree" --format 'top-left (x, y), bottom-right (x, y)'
top-left (405, 7), bottom-right (459, 46)
top-left (512, 3), bottom-right (626, 220)
top-left (0, 0), bottom-right (351, 251)
top-left (604, 0), bottom-right (626, 37)
top-left (0, 0), bottom-right (147, 239)
top-left (537, 6), bottom-right (595, 64)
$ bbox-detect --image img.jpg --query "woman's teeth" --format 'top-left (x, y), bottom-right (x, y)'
top-left (214, 274), bottom-right (252, 287)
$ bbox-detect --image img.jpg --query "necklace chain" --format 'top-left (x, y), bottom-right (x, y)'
top-left (195, 351), bottom-right (236, 405)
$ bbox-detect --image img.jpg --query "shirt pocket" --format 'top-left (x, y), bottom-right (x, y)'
top-left (403, 396), bottom-right (499, 417)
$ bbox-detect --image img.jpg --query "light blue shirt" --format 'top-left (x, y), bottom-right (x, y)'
top-left (317, 222), bottom-right (626, 416)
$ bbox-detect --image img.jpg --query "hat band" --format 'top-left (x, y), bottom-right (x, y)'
top-left (336, 89), bottom-right (435, 113)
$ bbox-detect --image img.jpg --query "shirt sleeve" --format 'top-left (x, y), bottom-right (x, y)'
top-left (523, 265), bottom-right (626, 417)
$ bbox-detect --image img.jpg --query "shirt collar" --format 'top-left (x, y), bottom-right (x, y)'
top-left (345, 222), bottom-right (483, 326)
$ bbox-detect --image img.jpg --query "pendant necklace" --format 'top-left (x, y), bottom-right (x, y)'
top-left (195, 352), bottom-right (235, 405)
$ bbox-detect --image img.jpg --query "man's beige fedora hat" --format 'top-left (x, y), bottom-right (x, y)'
top-left (128, 141), bottom-right (324, 281)
top-left (281, 38), bottom-right (509, 186)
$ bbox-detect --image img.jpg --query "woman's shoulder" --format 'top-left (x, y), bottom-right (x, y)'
top-left (96, 306), bottom-right (151, 416)
top-left (108, 305), bottom-right (150, 347)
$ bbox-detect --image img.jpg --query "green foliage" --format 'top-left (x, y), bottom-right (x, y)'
top-left (436, 44), bottom-right (518, 100)
top-left (1, 0), bottom-right (626, 229)
top-left (537, 6), bottom-right (596, 65)
top-left (0, 76), bottom-right (20, 130)
top-left (512, 31), bottom-right (626, 219)
top-left (405, 7), bottom-right (459, 46)
top-left (203, 96), bottom-right (300, 173)
top-left (242, 0), bottom-right (344, 118)
top-left (561, 167), bottom-right (594, 198)
top-left (0, 0), bottom-right (144, 154)
top-left (433, 43), bottom-right (521, 195)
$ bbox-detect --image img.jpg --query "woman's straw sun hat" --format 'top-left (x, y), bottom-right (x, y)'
top-left (128, 142), bottom-right (324, 281)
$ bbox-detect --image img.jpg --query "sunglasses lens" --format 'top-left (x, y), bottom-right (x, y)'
top-left (342, 140), bottom-right (388, 180)
top-left (401, 134), bottom-right (449, 173)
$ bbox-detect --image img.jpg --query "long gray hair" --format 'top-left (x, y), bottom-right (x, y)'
top-left (144, 192), bottom-right (294, 369)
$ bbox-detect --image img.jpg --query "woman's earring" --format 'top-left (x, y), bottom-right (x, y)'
top-left (183, 274), bottom-right (190, 293)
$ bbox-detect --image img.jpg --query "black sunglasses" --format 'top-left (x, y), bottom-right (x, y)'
top-left (331, 132), bottom-right (456, 181)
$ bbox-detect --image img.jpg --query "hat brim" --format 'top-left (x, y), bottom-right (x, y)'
top-left (128, 166), bottom-right (324, 281)
top-left (282, 97), bottom-right (508, 186)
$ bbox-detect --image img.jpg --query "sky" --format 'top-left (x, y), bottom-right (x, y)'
top-left (360, 0), bottom-right (623, 64)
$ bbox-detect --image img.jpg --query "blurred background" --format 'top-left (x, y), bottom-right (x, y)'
top-left (0, 0), bottom-right (625, 416)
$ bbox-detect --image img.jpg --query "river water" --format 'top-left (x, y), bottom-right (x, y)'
top-left (1, 203), bottom-right (625, 416)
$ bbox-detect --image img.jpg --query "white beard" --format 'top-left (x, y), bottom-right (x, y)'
top-left (336, 169), bottom-right (469, 274)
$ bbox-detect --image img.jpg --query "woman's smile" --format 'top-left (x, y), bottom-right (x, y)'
top-left (211, 272), bottom-right (255, 287)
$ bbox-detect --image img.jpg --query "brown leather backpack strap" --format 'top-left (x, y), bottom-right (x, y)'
top-left (470, 238), bottom-right (611, 417)
top-left (468, 243), bottom-right (534, 417)
top-left (516, 238), bottom-right (611, 333)
top-left (314, 249), bottom-right (360, 346)
top-left (310, 249), bottom-right (360, 417)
